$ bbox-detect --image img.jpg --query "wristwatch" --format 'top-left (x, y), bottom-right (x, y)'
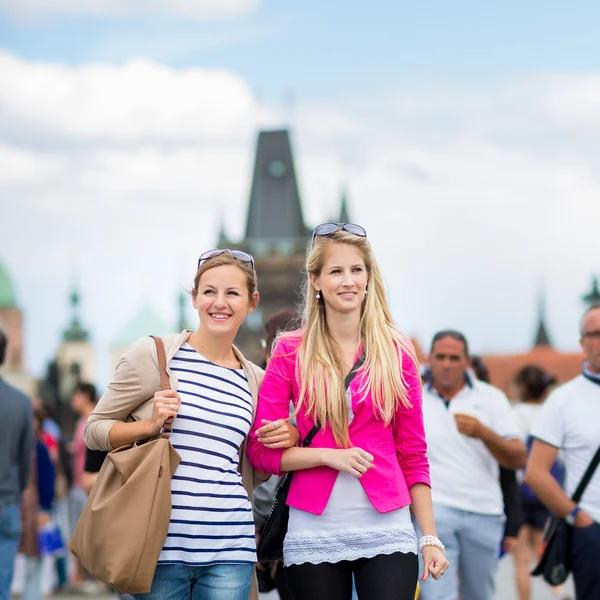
top-left (565, 506), bottom-right (581, 526)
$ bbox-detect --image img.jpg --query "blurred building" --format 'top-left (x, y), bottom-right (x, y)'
top-left (475, 278), bottom-right (598, 397)
top-left (110, 304), bottom-right (173, 374)
top-left (482, 297), bottom-right (583, 397)
top-left (0, 260), bottom-right (31, 393)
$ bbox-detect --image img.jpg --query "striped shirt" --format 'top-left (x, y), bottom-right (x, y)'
top-left (158, 344), bottom-right (257, 566)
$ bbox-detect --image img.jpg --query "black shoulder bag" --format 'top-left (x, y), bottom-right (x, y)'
top-left (257, 353), bottom-right (365, 563)
top-left (531, 443), bottom-right (600, 585)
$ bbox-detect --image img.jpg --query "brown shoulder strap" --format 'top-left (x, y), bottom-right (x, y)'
top-left (150, 335), bottom-right (172, 439)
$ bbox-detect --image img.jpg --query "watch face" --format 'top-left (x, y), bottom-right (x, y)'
top-left (268, 160), bottom-right (287, 179)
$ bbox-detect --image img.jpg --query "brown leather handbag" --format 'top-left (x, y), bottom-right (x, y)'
top-left (68, 336), bottom-right (181, 594)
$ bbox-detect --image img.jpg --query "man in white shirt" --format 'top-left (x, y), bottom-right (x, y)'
top-left (419, 330), bottom-right (526, 600)
top-left (525, 305), bottom-right (600, 600)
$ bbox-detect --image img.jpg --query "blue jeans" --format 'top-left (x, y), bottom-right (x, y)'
top-left (0, 504), bottom-right (21, 600)
top-left (418, 504), bottom-right (504, 600)
top-left (571, 522), bottom-right (600, 600)
top-left (133, 563), bottom-right (254, 600)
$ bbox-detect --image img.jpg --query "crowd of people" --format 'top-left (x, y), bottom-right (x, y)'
top-left (0, 222), bottom-right (599, 600)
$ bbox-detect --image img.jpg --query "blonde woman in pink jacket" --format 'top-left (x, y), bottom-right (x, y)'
top-left (246, 223), bottom-right (449, 600)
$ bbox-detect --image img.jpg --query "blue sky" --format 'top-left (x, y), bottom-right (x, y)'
top-left (3, 1), bottom-right (600, 99)
top-left (1, 0), bottom-right (599, 384)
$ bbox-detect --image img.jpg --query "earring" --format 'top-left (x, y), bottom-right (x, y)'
top-left (316, 291), bottom-right (321, 299)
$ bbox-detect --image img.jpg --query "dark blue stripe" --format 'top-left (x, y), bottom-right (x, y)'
top-left (171, 367), bottom-right (251, 397)
top-left (178, 402), bottom-right (251, 427)
top-left (177, 378), bottom-right (253, 411)
top-left (179, 461), bottom-right (238, 475)
top-left (169, 519), bottom-right (254, 526)
top-left (174, 415), bottom-right (247, 439)
top-left (175, 447), bottom-right (238, 466)
top-left (162, 546), bottom-right (255, 553)
top-left (173, 430), bottom-right (241, 453)
top-left (172, 505), bottom-right (251, 513)
top-left (172, 490), bottom-right (248, 500)
top-left (172, 355), bottom-right (248, 382)
top-left (172, 475), bottom-right (241, 487)
top-left (178, 385), bottom-right (252, 417)
top-left (167, 533), bottom-right (254, 540)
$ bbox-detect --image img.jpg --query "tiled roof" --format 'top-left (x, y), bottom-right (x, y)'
top-left (482, 346), bottom-right (584, 397)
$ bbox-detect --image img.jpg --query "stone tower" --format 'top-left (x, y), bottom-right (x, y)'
top-left (222, 129), bottom-right (311, 363)
top-left (57, 287), bottom-right (94, 385)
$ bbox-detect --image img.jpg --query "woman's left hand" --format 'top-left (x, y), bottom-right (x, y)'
top-left (256, 418), bottom-right (299, 449)
top-left (421, 545), bottom-right (450, 581)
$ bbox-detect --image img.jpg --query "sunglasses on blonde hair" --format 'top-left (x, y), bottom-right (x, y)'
top-left (197, 249), bottom-right (255, 271)
top-left (311, 222), bottom-right (367, 249)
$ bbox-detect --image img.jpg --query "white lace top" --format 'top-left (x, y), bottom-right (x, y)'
top-left (283, 390), bottom-right (418, 566)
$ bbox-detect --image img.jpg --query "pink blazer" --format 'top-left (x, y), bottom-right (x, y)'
top-left (246, 335), bottom-right (430, 515)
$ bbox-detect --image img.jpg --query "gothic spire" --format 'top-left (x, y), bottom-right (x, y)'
top-left (338, 186), bottom-right (351, 223)
top-left (243, 129), bottom-right (308, 253)
top-left (533, 291), bottom-right (551, 348)
top-left (63, 287), bottom-right (90, 342)
top-left (582, 275), bottom-right (600, 308)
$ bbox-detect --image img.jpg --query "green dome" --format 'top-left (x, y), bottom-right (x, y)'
top-left (112, 305), bottom-right (174, 347)
top-left (0, 261), bottom-right (17, 308)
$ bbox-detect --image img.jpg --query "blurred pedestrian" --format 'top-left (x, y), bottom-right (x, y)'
top-left (12, 409), bottom-right (58, 600)
top-left (419, 330), bottom-right (526, 600)
top-left (247, 223), bottom-right (448, 600)
top-left (0, 328), bottom-right (33, 600)
top-left (525, 305), bottom-right (600, 600)
top-left (511, 365), bottom-right (568, 600)
top-left (254, 308), bottom-right (298, 600)
top-left (68, 382), bottom-right (98, 591)
top-left (469, 355), bottom-right (524, 557)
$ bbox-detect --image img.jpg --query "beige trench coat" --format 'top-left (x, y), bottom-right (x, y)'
top-left (84, 330), bottom-right (268, 600)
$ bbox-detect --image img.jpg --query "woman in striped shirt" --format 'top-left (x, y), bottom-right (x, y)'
top-left (85, 249), bottom-right (299, 600)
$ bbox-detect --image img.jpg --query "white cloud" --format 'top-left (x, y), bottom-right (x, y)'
top-left (0, 0), bottom-right (258, 20)
top-left (2, 50), bottom-right (600, 383)
top-left (0, 52), bottom-right (258, 143)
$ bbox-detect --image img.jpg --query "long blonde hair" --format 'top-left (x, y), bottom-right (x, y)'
top-left (282, 229), bottom-right (419, 447)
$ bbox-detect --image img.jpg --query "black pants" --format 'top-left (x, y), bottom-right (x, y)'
top-left (284, 552), bottom-right (418, 600)
top-left (571, 522), bottom-right (600, 600)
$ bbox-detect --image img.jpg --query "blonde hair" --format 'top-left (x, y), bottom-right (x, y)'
top-left (192, 252), bottom-right (257, 301)
top-left (282, 230), bottom-right (419, 447)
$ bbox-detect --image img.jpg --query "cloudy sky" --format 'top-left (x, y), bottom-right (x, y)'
top-left (1, 0), bottom-right (599, 385)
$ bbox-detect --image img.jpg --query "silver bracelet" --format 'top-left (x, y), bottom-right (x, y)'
top-left (419, 535), bottom-right (445, 553)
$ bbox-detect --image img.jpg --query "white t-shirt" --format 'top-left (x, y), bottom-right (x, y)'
top-left (531, 375), bottom-right (600, 524)
top-left (422, 378), bottom-right (520, 515)
top-left (513, 403), bottom-right (544, 444)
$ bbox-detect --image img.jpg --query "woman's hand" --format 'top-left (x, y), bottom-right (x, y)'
top-left (147, 389), bottom-right (181, 435)
top-left (323, 448), bottom-right (374, 478)
top-left (421, 545), bottom-right (449, 581)
top-left (256, 418), bottom-right (299, 449)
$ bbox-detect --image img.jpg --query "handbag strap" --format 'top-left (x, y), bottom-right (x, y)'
top-left (150, 335), bottom-right (172, 439)
top-left (572, 444), bottom-right (600, 503)
top-left (301, 351), bottom-right (366, 449)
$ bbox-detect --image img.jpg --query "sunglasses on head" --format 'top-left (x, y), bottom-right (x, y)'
top-left (197, 249), bottom-right (255, 271)
top-left (311, 222), bottom-right (367, 248)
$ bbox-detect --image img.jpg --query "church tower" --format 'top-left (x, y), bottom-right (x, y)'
top-left (57, 287), bottom-right (94, 384)
top-left (222, 129), bottom-right (311, 363)
top-left (582, 275), bottom-right (600, 309)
